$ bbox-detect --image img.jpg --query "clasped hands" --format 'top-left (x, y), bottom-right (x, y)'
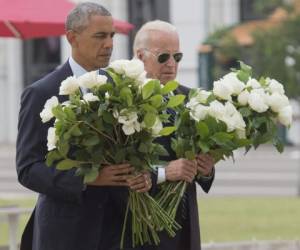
top-left (87, 164), bottom-right (152, 193)
top-left (165, 154), bottom-right (214, 183)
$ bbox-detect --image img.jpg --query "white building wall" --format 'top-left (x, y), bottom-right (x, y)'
top-left (170, 0), bottom-right (240, 88)
top-left (0, 39), bottom-right (23, 144)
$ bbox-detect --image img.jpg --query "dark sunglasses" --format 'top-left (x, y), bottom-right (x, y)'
top-left (157, 52), bottom-right (183, 64)
top-left (144, 49), bottom-right (183, 64)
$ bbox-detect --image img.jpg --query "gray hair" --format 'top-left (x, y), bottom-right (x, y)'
top-left (133, 20), bottom-right (177, 55)
top-left (66, 2), bottom-right (111, 32)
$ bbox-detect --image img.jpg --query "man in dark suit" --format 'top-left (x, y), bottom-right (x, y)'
top-left (133, 20), bottom-right (215, 250)
top-left (16, 2), bottom-right (151, 250)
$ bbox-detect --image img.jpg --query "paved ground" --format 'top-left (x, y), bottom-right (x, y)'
top-left (0, 143), bottom-right (300, 199)
top-left (197, 145), bottom-right (300, 197)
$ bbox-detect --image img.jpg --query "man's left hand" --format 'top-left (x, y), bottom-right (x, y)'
top-left (127, 171), bottom-right (152, 193)
top-left (196, 154), bottom-right (214, 177)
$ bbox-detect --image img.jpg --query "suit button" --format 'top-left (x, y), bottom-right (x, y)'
top-left (98, 203), bottom-right (103, 209)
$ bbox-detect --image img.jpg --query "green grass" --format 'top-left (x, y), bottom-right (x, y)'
top-left (0, 198), bottom-right (36, 246)
top-left (199, 197), bottom-right (300, 243)
top-left (1, 197), bottom-right (300, 246)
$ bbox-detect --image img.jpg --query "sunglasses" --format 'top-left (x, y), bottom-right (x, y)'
top-left (144, 49), bottom-right (183, 64)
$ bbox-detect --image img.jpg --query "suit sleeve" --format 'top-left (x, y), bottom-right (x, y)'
top-left (16, 85), bottom-right (84, 203)
top-left (196, 167), bottom-right (215, 193)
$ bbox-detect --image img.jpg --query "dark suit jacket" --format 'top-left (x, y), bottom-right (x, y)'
top-left (16, 62), bottom-right (119, 250)
top-left (142, 85), bottom-right (215, 250)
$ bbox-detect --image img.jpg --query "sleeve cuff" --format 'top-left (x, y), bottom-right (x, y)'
top-left (156, 166), bottom-right (166, 184)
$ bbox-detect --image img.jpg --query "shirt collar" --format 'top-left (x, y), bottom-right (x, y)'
top-left (68, 56), bottom-right (89, 77)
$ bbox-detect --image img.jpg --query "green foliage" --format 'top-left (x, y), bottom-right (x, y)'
top-left (206, 12), bottom-right (300, 99)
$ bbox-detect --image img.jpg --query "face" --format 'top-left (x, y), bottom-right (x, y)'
top-left (138, 30), bottom-right (181, 84)
top-left (67, 15), bottom-right (115, 71)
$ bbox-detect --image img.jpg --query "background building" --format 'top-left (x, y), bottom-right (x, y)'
top-left (0, 0), bottom-right (252, 144)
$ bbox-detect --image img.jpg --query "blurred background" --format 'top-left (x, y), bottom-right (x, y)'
top-left (0, 0), bottom-right (300, 249)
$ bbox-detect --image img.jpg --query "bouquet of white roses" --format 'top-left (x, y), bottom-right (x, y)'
top-left (156, 61), bottom-right (292, 220)
top-left (40, 59), bottom-right (185, 248)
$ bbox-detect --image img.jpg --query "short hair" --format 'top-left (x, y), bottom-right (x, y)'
top-left (66, 2), bottom-right (111, 33)
top-left (133, 20), bottom-right (177, 55)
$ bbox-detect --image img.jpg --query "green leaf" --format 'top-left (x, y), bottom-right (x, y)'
top-left (57, 141), bottom-right (70, 156)
top-left (140, 104), bottom-right (157, 113)
top-left (167, 95), bottom-right (186, 108)
top-left (149, 94), bottom-right (163, 108)
top-left (102, 111), bottom-right (115, 124)
top-left (83, 168), bottom-right (99, 183)
top-left (120, 87), bottom-right (133, 106)
top-left (154, 144), bottom-right (169, 156)
top-left (138, 143), bottom-right (149, 153)
top-left (239, 107), bottom-right (252, 117)
top-left (274, 138), bottom-right (284, 153)
top-left (159, 126), bottom-right (176, 136)
top-left (142, 80), bottom-right (155, 99)
top-left (185, 150), bottom-right (195, 160)
top-left (129, 155), bottom-right (142, 167)
top-left (211, 132), bottom-right (234, 145)
top-left (82, 135), bottom-right (100, 146)
top-left (161, 80), bottom-right (179, 95)
top-left (144, 112), bottom-right (156, 127)
top-left (57, 159), bottom-right (79, 170)
top-left (107, 70), bottom-right (122, 86)
top-left (46, 150), bottom-right (63, 166)
top-left (115, 149), bottom-right (126, 163)
top-left (52, 106), bottom-right (66, 121)
top-left (64, 107), bottom-right (76, 121)
top-left (197, 141), bottom-right (210, 153)
top-left (196, 121), bottom-right (209, 139)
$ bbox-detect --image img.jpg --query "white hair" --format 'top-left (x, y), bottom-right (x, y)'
top-left (133, 20), bottom-right (177, 56)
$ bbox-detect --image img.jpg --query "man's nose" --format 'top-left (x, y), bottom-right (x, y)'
top-left (165, 55), bottom-right (177, 66)
top-left (103, 36), bottom-right (113, 49)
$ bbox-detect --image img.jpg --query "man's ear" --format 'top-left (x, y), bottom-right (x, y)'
top-left (66, 30), bottom-right (77, 47)
top-left (136, 50), bottom-right (144, 61)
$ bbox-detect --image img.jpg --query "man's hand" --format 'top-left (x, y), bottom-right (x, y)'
top-left (87, 164), bottom-right (134, 186)
top-left (196, 154), bottom-right (214, 177)
top-left (165, 158), bottom-right (197, 183)
top-left (127, 171), bottom-right (152, 193)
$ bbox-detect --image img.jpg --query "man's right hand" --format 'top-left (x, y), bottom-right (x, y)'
top-left (87, 164), bottom-right (134, 186)
top-left (165, 158), bottom-right (197, 183)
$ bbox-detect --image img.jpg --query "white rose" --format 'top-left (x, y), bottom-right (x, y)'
top-left (190, 104), bottom-right (209, 122)
top-left (238, 90), bottom-right (250, 106)
top-left (213, 79), bottom-right (233, 101)
top-left (59, 76), bottom-right (79, 95)
top-left (222, 72), bottom-right (245, 95)
top-left (248, 90), bottom-right (269, 113)
top-left (186, 98), bottom-right (199, 109)
top-left (278, 105), bottom-right (292, 126)
top-left (136, 71), bottom-right (148, 85)
top-left (47, 127), bottom-right (58, 151)
top-left (222, 103), bottom-right (245, 132)
top-left (208, 100), bottom-right (226, 120)
top-left (224, 102), bottom-right (237, 116)
top-left (83, 93), bottom-right (99, 102)
top-left (267, 79), bottom-right (285, 95)
top-left (40, 96), bottom-right (59, 123)
top-left (122, 121), bottom-right (141, 135)
top-left (122, 59), bottom-right (145, 79)
top-left (109, 59), bottom-right (128, 74)
top-left (191, 88), bottom-right (211, 104)
top-left (266, 93), bottom-right (289, 112)
top-left (118, 110), bottom-right (141, 135)
top-left (78, 71), bottom-right (107, 89)
top-left (246, 78), bottom-right (261, 89)
top-left (151, 118), bottom-right (163, 136)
